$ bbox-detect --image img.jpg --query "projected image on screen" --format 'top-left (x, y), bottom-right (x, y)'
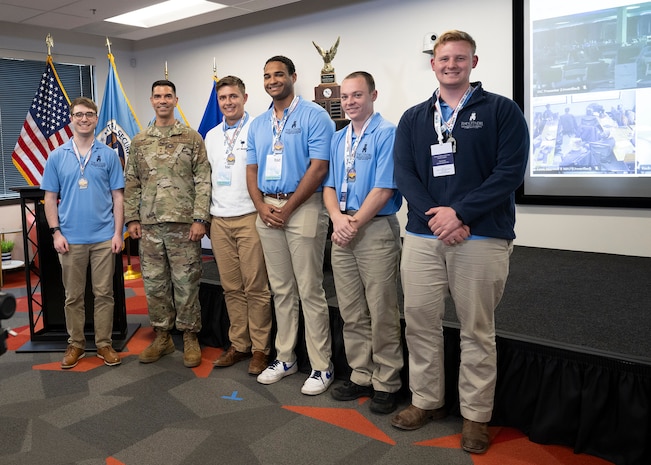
top-left (519, 0), bottom-right (651, 206)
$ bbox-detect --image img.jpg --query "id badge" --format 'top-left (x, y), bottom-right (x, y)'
top-left (339, 181), bottom-right (348, 211)
top-left (216, 164), bottom-right (232, 186)
top-left (431, 143), bottom-right (455, 177)
top-left (264, 153), bottom-right (282, 180)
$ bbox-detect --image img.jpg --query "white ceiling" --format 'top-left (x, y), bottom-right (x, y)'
top-left (0, 0), bottom-right (302, 41)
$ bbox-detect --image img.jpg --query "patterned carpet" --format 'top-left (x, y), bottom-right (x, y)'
top-left (0, 257), bottom-right (614, 465)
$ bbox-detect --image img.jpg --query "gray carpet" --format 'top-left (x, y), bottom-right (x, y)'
top-left (3, 243), bottom-right (642, 464)
top-left (0, 316), bottom-right (479, 465)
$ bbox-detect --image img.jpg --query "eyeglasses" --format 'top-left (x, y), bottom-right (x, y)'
top-left (71, 112), bottom-right (97, 119)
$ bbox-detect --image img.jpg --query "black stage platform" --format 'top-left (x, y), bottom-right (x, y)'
top-left (198, 245), bottom-right (651, 465)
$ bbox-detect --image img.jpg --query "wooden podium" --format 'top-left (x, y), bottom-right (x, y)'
top-left (13, 186), bottom-right (139, 352)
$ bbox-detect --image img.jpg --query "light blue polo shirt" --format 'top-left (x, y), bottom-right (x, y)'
top-left (324, 113), bottom-right (402, 215)
top-left (41, 139), bottom-right (124, 244)
top-left (246, 97), bottom-right (334, 193)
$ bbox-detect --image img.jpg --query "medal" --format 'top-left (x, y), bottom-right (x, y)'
top-left (271, 97), bottom-right (299, 155)
top-left (223, 114), bottom-right (247, 164)
top-left (347, 168), bottom-right (357, 182)
top-left (72, 138), bottom-right (93, 190)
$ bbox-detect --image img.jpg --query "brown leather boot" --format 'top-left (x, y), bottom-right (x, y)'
top-left (461, 419), bottom-right (490, 454)
top-left (139, 329), bottom-right (175, 363)
top-left (390, 404), bottom-right (446, 430)
top-left (183, 331), bottom-right (202, 368)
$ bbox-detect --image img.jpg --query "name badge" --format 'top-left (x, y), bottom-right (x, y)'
top-left (431, 143), bottom-right (455, 177)
top-left (264, 153), bottom-right (282, 180)
top-left (216, 164), bottom-right (232, 186)
top-left (339, 181), bottom-right (348, 211)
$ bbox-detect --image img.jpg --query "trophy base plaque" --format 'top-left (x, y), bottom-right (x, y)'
top-left (315, 80), bottom-right (346, 122)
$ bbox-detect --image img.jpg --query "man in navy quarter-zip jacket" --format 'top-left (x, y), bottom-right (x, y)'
top-left (391, 30), bottom-right (529, 455)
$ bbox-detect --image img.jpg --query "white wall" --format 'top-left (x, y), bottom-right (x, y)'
top-left (1, 0), bottom-right (650, 258)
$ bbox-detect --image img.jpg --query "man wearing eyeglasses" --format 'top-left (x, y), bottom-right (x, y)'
top-left (42, 96), bottom-right (125, 369)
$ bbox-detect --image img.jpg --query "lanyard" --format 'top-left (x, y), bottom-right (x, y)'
top-left (71, 138), bottom-right (93, 177)
top-left (344, 113), bottom-right (375, 175)
top-left (433, 85), bottom-right (474, 144)
top-left (223, 112), bottom-right (247, 155)
top-left (271, 96), bottom-right (300, 149)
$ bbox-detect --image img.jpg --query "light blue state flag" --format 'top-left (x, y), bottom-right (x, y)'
top-left (96, 53), bottom-right (142, 168)
top-left (197, 76), bottom-right (224, 139)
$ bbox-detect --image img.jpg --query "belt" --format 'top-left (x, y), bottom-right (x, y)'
top-left (345, 210), bottom-right (392, 218)
top-left (263, 192), bottom-right (294, 200)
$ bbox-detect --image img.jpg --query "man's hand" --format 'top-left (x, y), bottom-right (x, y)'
top-left (426, 206), bottom-right (462, 241)
top-left (189, 222), bottom-right (206, 241)
top-left (52, 232), bottom-right (69, 255)
top-left (441, 224), bottom-right (471, 246)
top-left (262, 205), bottom-right (286, 229)
top-left (111, 233), bottom-right (123, 254)
top-left (127, 221), bottom-right (142, 239)
top-left (330, 213), bottom-right (358, 247)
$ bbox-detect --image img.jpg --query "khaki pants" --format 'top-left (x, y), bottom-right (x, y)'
top-left (331, 214), bottom-right (403, 392)
top-left (211, 212), bottom-right (272, 354)
top-left (256, 193), bottom-right (332, 372)
top-left (59, 239), bottom-right (115, 349)
top-left (401, 234), bottom-right (512, 423)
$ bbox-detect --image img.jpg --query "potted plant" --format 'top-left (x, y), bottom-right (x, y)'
top-left (1, 239), bottom-right (14, 262)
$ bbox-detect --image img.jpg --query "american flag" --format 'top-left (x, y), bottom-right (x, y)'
top-left (11, 56), bottom-right (73, 186)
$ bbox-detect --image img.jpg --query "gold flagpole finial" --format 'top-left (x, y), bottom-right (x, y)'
top-left (105, 37), bottom-right (112, 55)
top-left (45, 34), bottom-right (54, 56)
top-left (164, 61), bottom-right (168, 80)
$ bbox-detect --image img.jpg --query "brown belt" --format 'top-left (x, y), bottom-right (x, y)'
top-left (263, 192), bottom-right (293, 200)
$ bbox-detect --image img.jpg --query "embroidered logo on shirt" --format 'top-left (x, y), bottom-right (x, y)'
top-left (285, 119), bottom-right (302, 135)
top-left (460, 112), bottom-right (483, 129)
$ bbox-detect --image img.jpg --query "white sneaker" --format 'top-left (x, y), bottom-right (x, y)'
top-left (256, 359), bottom-right (298, 385)
top-left (301, 367), bottom-right (334, 395)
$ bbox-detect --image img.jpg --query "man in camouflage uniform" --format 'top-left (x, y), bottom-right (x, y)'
top-left (125, 79), bottom-right (211, 368)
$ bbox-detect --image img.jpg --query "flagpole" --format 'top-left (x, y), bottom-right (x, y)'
top-left (102, 37), bottom-right (140, 281)
top-left (162, 61), bottom-right (190, 126)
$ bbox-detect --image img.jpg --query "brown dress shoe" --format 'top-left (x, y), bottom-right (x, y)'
top-left (248, 351), bottom-right (268, 375)
top-left (213, 345), bottom-right (252, 367)
top-left (61, 344), bottom-right (85, 369)
top-left (97, 346), bottom-right (121, 366)
top-left (461, 419), bottom-right (490, 454)
top-left (390, 404), bottom-right (446, 430)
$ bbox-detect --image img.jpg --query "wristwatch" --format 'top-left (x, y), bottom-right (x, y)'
top-left (193, 219), bottom-right (208, 224)
top-left (50, 226), bottom-right (61, 235)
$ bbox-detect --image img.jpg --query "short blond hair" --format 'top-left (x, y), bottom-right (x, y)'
top-left (432, 30), bottom-right (477, 57)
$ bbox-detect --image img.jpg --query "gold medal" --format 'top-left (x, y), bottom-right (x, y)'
top-left (78, 177), bottom-right (88, 189)
top-left (226, 152), bottom-right (235, 165)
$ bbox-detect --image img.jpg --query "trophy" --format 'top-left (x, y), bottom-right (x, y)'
top-left (312, 37), bottom-right (347, 127)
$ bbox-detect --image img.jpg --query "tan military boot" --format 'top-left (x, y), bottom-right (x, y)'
top-left (183, 331), bottom-right (202, 368)
top-left (139, 329), bottom-right (175, 363)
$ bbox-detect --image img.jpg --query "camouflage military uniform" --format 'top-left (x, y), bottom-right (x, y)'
top-left (125, 120), bottom-right (211, 332)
